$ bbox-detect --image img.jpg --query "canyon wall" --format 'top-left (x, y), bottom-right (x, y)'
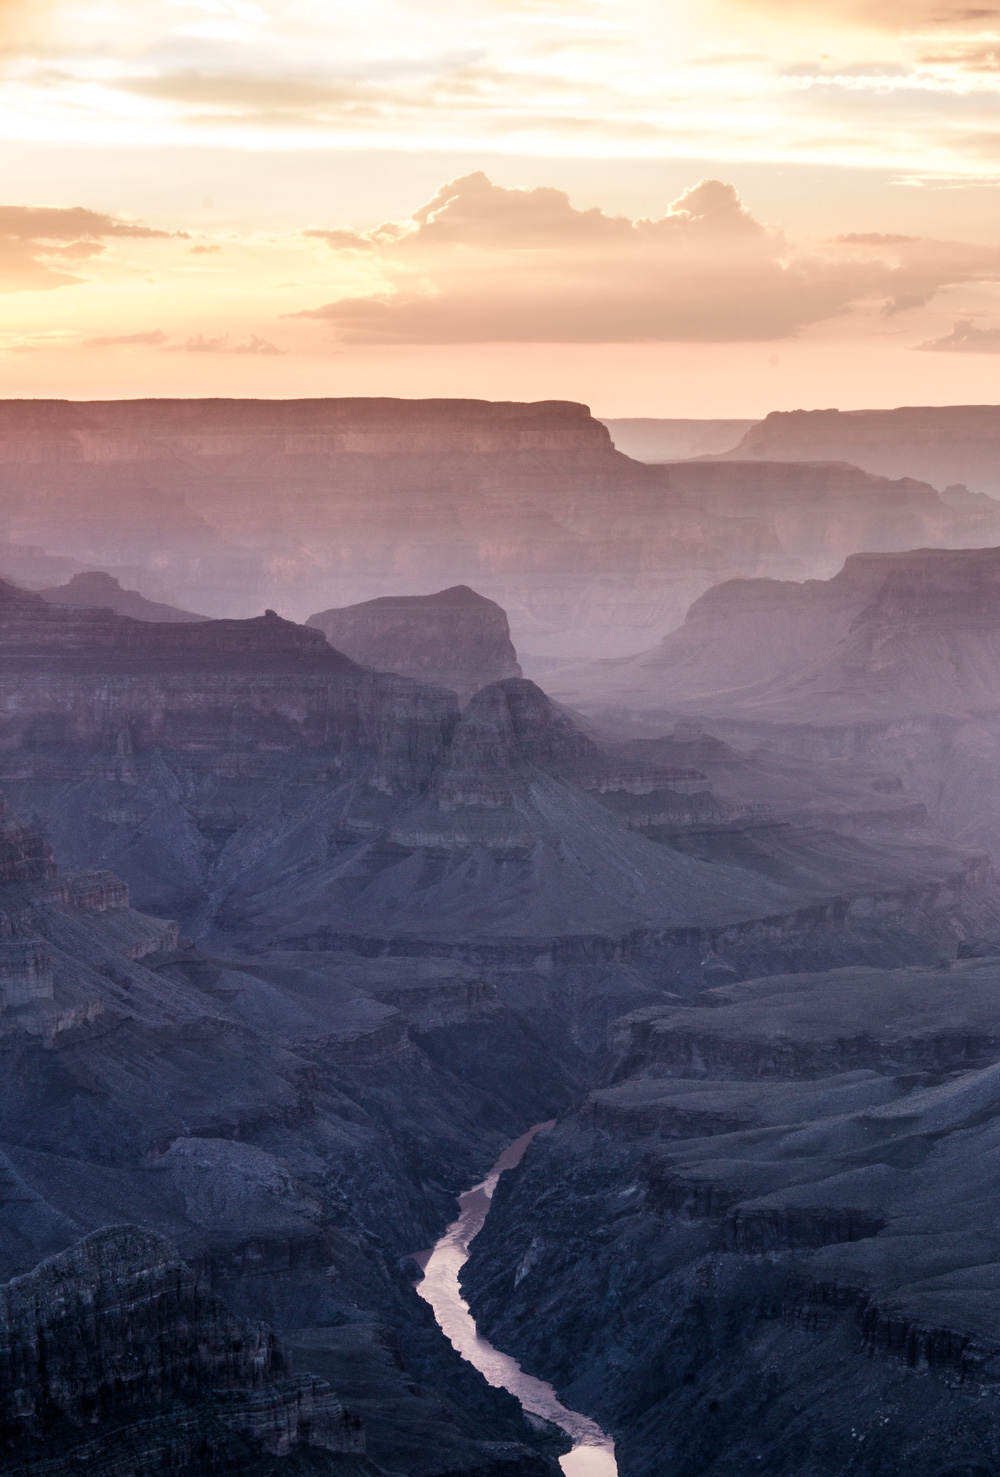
top-left (465, 958), bottom-right (1000, 1477)
top-left (724, 404), bottom-right (1000, 497)
top-left (0, 398), bottom-right (995, 659)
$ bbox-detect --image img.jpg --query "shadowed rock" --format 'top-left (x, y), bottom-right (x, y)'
top-left (0, 1224), bottom-right (366, 1475)
top-left (464, 955), bottom-right (1000, 1477)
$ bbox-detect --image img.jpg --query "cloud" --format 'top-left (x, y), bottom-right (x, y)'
top-left (83, 329), bottom-right (168, 348)
top-left (0, 204), bottom-right (174, 291)
top-left (290, 172), bottom-right (1000, 344)
top-left (189, 243), bottom-right (221, 254)
top-left (176, 332), bottom-right (285, 354)
top-left (730, 0), bottom-right (1000, 30)
top-left (916, 317), bottom-right (1000, 351)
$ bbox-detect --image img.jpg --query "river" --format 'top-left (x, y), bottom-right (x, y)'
top-left (415, 1122), bottom-right (618, 1477)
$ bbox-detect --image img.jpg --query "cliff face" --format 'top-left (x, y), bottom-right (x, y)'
top-left (599, 418), bottom-right (756, 462)
top-left (0, 579), bottom-right (457, 798)
top-left (554, 546), bottom-right (1000, 863)
top-left (0, 398), bottom-right (994, 659)
top-left (724, 404), bottom-right (1000, 497)
top-left (0, 1225), bottom-right (363, 1476)
top-left (464, 956), bottom-right (1000, 1477)
top-left (560, 545), bottom-right (1000, 721)
top-left (0, 790), bottom-right (569, 1477)
top-left (308, 585), bottom-right (522, 702)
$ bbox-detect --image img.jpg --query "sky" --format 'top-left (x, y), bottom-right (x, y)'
top-left (3, 0), bottom-right (1000, 412)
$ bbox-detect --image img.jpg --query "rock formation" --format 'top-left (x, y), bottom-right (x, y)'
top-left (5, 512), bottom-right (1000, 1476)
top-left (39, 570), bottom-right (207, 622)
top-left (0, 398), bottom-right (996, 659)
top-left (464, 955), bottom-right (1000, 1477)
top-left (722, 403), bottom-right (1000, 497)
top-left (0, 1225), bottom-right (365, 1476)
top-left (308, 585), bottom-right (521, 702)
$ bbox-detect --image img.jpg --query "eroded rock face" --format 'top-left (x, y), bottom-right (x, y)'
top-left (0, 1224), bottom-right (364, 1475)
top-left (0, 578), bottom-right (458, 799)
top-left (308, 586), bottom-right (522, 702)
top-left (552, 546), bottom-right (1000, 863)
top-left (724, 403), bottom-right (1000, 496)
top-left (0, 397), bottom-right (995, 659)
top-left (464, 958), bottom-right (1000, 1477)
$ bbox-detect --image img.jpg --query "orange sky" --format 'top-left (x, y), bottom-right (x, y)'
top-left (3, 0), bottom-right (1000, 413)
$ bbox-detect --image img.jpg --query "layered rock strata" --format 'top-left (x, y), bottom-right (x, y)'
top-left (465, 957), bottom-right (1000, 1477)
top-left (723, 403), bottom-right (1000, 496)
top-left (0, 1225), bottom-right (364, 1476)
top-left (0, 397), bottom-right (995, 658)
top-left (554, 546), bottom-right (1000, 863)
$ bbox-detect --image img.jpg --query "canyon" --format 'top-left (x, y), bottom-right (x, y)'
top-left (0, 398), bottom-right (996, 661)
top-left (5, 396), bottom-right (1000, 1476)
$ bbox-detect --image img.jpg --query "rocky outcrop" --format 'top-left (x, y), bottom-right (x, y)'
top-left (463, 957), bottom-right (1000, 1477)
top-left (39, 570), bottom-right (207, 623)
top-left (0, 1224), bottom-right (365, 1475)
top-left (723, 403), bottom-right (1000, 497)
top-left (308, 586), bottom-right (522, 702)
top-left (0, 398), bottom-right (995, 660)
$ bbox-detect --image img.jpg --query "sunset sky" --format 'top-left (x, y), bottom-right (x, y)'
top-left (4, 0), bottom-right (1000, 413)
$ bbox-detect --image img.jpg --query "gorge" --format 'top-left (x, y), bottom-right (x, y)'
top-left (3, 396), bottom-right (1000, 1476)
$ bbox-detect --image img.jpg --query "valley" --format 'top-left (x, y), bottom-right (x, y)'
top-left (3, 396), bottom-right (1000, 1475)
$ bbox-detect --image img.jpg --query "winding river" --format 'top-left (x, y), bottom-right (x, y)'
top-left (416, 1123), bottom-right (618, 1477)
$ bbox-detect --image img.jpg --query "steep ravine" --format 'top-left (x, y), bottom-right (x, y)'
top-left (462, 961), bottom-right (1000, 1477)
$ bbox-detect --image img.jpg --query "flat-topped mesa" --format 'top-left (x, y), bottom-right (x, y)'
top-left (0, 1225), bottom-right (362, 1472)
top-left (1, 397), bottom-right (996, 662)
top-left (0, 395), bottom-right (613, 460)
top-left (723, 403), bottom-right (1000, 496)
top-left (39, 570), bottom-right (206, 623)
top-left (308, 584), bottom-right (522, 702)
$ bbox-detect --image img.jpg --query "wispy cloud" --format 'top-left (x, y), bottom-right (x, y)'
top-left (175, 332), bottom-right (286, 354)
top-left (0, 205), bottom-right (176, 291)
top-left (916, 316), bottom-right (1000, 351)
top-left (83, 328), bottom-right (168, 348)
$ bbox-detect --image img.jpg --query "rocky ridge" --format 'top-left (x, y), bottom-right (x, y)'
top-left (553, 546), bottom-right (1000, 863)
top-left (0, 578), bottom-right (986, 969)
